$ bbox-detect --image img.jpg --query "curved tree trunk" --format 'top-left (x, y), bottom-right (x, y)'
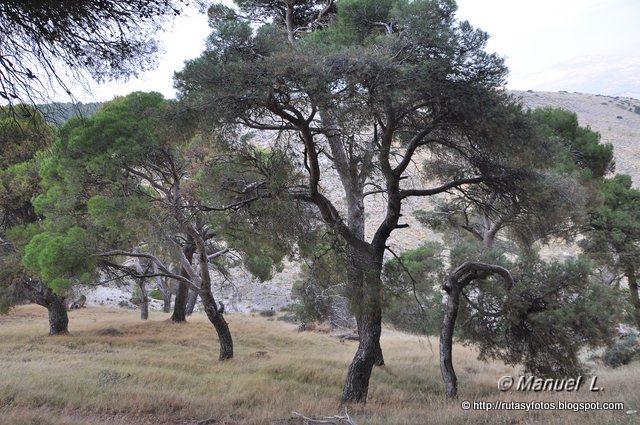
top-left (440, 281), bottom-right (462, 399)
top-left (439, 262), bottom-right (514, 399)
top-left (342, 310), bottom-right (382, 403)
top-left (186, 288), bottom-right (198, 316)
top-left (206, 300), bottom-right (233, 360)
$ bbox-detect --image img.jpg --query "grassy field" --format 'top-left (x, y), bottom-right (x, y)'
top-left (0, 306), bottom-right (638, 425)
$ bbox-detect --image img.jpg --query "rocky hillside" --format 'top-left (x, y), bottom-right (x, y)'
top-left (513, 90), bottom-right (640, 184)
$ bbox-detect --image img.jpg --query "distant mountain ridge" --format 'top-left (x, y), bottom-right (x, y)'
top-left (36, 102), bottom-right (102, 126)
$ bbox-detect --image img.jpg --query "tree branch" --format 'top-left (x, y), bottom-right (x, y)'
top-left (400, 176), bottom-right (485, 199)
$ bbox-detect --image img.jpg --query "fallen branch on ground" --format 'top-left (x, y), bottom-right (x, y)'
top-left (292, 408), bottom-right (357, 425)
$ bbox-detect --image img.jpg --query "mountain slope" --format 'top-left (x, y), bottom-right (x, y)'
top-left (513, 90), bottom-right (640, 184)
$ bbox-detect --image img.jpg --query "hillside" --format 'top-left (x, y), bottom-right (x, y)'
top-left (513, 91), bottom-right (640, 184)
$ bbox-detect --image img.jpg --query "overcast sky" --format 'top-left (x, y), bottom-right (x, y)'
top-left (84, 0), bottom-right (640, 102)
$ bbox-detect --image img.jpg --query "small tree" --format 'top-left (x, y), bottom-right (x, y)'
top-left (26, 92), bottom-right (295, 359)
top-left (412, 106), bottom-right (619, 398)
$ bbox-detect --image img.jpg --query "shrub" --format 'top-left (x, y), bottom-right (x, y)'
top-left (259, 309), bottom-right (275, 317)
top-left (149, 288), bottom-right (163, 300)
top-left (603, 336), bottom-right (639, 368)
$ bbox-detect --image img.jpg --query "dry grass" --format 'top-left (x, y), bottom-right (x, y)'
top-left (0, 306), bottom-right (638, 425)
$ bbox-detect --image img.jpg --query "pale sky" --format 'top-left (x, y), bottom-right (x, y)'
top-left (84, 0), bottom-right (640, 103)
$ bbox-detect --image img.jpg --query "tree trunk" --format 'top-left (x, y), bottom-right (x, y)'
top-left (172, 282), bottom-right (188, 321)
top-left (342, 254), bottom-right (383, 403)
top-left (16, 278), bottom-right (69, 335)
top-left (201, 288), bottom-right (233, 360)
top-left (162, 291), bottom-right (172, 313)
top-left (186, 288), bottom-right (198, 316)
top-left (47, 292), bottom-right (70, 335)
top-left (627, 269), bottom-right (640, 329)
top-left (321, 113), bottom-right (384, 402)
top-left (138, 280), bottom-right (149, 321)
top-left (440, 280), bottom-right (462, 399)
top-left (373, 339), bottom-right (385, 366)
top-left (172, 239), bottom-right (195, 322)
top-left (342, 310), bottom-right (382, 403)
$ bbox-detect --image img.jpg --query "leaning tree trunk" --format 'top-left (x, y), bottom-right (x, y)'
top-left (17, 279), bottom-right (69, 335)
top-left (440, 279), bottom-right (462, 399)
top-left (199, 279), bottom-right (233, 360)
top-left (439, 262), bottom-right (514, 399)
top-left (186, 288), bottom-right (198, 316)
top-left (342, 310), bottom-right (383, 403)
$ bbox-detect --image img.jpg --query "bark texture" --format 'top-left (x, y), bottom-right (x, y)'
top-left (172, 282), bottom-right (188, 322)
top-left (440, 281), bottom-right (461, 399)
top-left (341, 250), bottom-right (383, 403)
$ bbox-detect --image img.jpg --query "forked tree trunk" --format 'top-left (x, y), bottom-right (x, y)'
top-left (440, 280), bottom-right (462, 399)
top-left (321, 114), bottom-right (384, 402)
top-left (186, 289), bottom-right (198, 316)
top-left (173, 240), bottom-right (195, 322)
